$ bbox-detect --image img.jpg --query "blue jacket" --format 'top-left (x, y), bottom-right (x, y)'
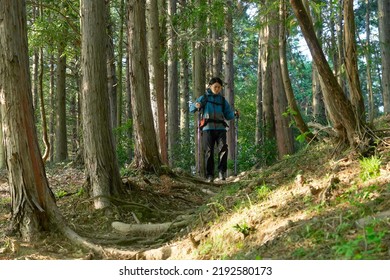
top-left (190, 88), bottom-right (235, 131)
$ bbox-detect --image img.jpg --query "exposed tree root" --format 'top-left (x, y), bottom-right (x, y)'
top-left (307, 122), bottom-right (337, 138)
top-left (111, 215), bottom-right (193, 236)
top-left (52, 216), bottom-right (173, 259)
top-left (49, 205), bottom-right (195, 260)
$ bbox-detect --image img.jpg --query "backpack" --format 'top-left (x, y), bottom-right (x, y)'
top-left (201, 93), bottom-right (226, 112)
top-left (199, 93), bottom-right (228, 130)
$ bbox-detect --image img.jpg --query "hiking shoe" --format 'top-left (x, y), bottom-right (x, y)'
top-left (218, 171), bottom-right (226, 181)
top-left (206, 176), bottom-right (214, 183)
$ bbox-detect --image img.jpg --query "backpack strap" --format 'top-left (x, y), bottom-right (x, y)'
top-left (203, 93), bottom-right (226, 112)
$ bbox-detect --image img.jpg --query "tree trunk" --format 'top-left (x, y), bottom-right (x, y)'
top-left (81, 0), bottom-right (123, 209)
top-left (0, 121), bottom-right (4, 169)
top-left (260, 0), bottom-right (275, 142)
top-left (193, 0), bottom-right (207, 177)
top-left (179, 27), bottom-right (190, 146)
top-left (32, 50), bottom-right (39, 117)
top-left (39, 48), bottom-right (51, 162)
top-left (290, 0), bottom-right (361, 148)
top-left (49, 55), bottom-right (55, 162)
top-left (365, 0), bottom-right (375, 123)
top-left (310, 1), bottom-right (326, 125)
top-left (325, 0), bottom-right (344, 92)
top-left (0, 0), bottom-right (57, 240)
top-left (128, 0), bottom-right (163, 172)
top-left (255, 25), bottom-right (263, 146)
top-left (343, 0), bottom-right (365, 122)
top-left (212, 28), bottom-right (223, 77)
top-left (224, 0), bottom-right (236, 175)
top-left (279, 0), bottom-right (314, 142)
top-left (146, 0), bottom-right (168, 164)
top-left (270, 6), bottom-right (294, 158)
top-left (31, 3), bottom-right (39, 116)
top-left (167, 0), bottom-right (179, 167)
top-left (117, 0), bottom-right (125, 128)
top-left (179, 0), bottom-right (190, 145)
top-left (55, 45), bottom-right (68, 162)
top-left (378, 0), bottom-right (390, 114)
top-left (125, 53), bottom-right (134, 161)
top-left (106, 1), bottom-right (118, 132)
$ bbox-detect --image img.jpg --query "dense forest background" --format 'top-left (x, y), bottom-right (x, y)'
top-left (4, 0), bottom-right (388, 172)
top-left (0, 0), bottom-right (390, 260)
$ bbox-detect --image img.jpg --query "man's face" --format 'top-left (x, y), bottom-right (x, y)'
top-left (210, 82), bottom-right (222, 94)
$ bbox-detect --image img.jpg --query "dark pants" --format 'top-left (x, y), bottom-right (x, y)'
top-left (203, 130), bottom-right (228, 178)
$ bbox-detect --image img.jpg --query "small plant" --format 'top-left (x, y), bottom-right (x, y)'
top-left (233, 222), bottom-right (254, 238)
top-left (333, 222), bottom-right (387, 259)
top-left (198, 241), bottom-right (213, 255)
top-left (255, 184), bottom-right (271, 201)
top-left (300, 223), bottom-right (325, 241)
top-left (291, 247), bottom-right (308, 258)
top-left (0, 197), bottom-right (11, 207)
top-left (196, 233), bottom-right (231, 258)
top-left (296, 131), bottom-right (312, 143)
top-left (76, 187), bottom-right (85, 197)
top-left (207, 202), bottom-right (226, 217)
top-left (55, 190), bottom-right (68, 199)
top-left (359, 156), bottom-right (381, 182)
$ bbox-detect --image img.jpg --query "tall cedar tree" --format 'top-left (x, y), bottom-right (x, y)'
top-left (0, 0), bottom-right (57, 240)
top-left (128, 0), bottom-right (163, 172)
top-left (379, 0), bottom-right (390, 114)
top-left (80, 0), bottom-right (123, 209)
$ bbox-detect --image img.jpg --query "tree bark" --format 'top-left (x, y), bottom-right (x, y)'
top-left (167, 0), bottom-right (179, 167)
top-left (224, 0), bottom-right (236, 175)
top-left (255, 22), bottom-right (263, 146)
top-left (125, 53), bottom-right (134, 161)
top-left (0, 0), bottom-right (56, 240)
top-left (343, 0), bottom-right (365, 122)
top-left (212, 28), bottom-right (223, 77)
top-left (39, 48), bottom-right (51, 162)
top-left (117, 0), bottom-right (125, 128)
top-left (128, 0), bottom-right (163, 172)
top-left (378, 0), bottom-right (390, 114)
top-left (193, 0), bottom-right (207, 177)
top-left (269, 6), bottom-right (294, 158)
top-left (179, 12), bottom-right (190, 147)
top-left (365, 0), bottom-right (375, 123)
top-left (55, 45), bottom-right (68, 161)
top-left (106, 1), bottom-right (118, 132)
top-left (146, 0), bottom-right (168, 164)
top-left (260, 0), bottom-right (275, 142)
top-left (31, 3), bottom-right (39, 116)
top-left (0, 121), bottom-right (4, 169)
top-left (49, 55), bottom-right (55, 162)
top-left (81, 0), bottom-right (123, 209)
top-left (279, 0), bottom-right (314, 143)
top-left (310, 1), bottom-right (326, 125)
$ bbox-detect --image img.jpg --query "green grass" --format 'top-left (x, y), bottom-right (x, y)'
top-left (359, 156), bottom-right (381, 181)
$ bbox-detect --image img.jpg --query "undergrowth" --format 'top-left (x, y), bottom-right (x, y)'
top-left (190, 143), bottom-right (390, 260)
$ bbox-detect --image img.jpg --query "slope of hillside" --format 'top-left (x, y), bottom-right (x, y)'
top-left (1, 139), bottom-right (389, 260)
top-left (171, 141), bottom-right (390, 260)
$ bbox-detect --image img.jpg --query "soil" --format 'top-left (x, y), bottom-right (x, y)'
top-left (1, 140), bottom-right (390, 260)
top-left (0, 164), bottom-right (226, 259)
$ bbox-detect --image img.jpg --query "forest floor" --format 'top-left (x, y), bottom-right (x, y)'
top-left (1, 125), bottom-right (390, 260)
